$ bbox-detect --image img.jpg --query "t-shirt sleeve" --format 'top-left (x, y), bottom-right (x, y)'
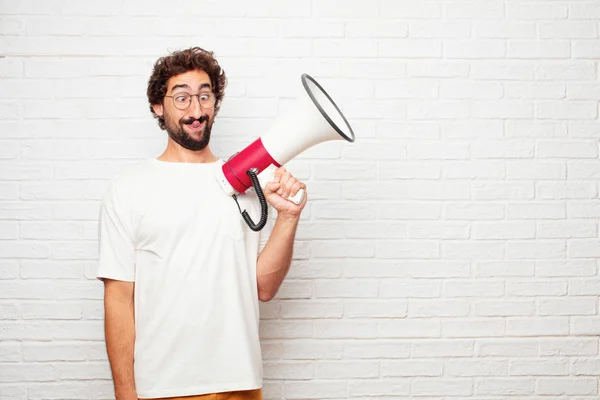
top-left (96, 195), bottom-right (136, 282)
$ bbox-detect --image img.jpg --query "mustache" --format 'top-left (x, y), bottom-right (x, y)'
top-left (181, 115), bottom-right (209, 125)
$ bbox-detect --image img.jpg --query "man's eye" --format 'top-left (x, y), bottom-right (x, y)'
top-left (175, 95), bottom-right (188, 102)
top-left (199, 94), bottom-right (210, 100)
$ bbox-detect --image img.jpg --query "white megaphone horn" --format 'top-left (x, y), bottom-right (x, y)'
top-left (217, 73), bottom-right (355, 231)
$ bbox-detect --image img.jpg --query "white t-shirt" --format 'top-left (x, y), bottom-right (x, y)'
top-left (96, 158), bottom-right (274, 398)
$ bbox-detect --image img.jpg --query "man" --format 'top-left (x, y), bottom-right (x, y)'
top-left (97, 47), bottom-right (307, 400)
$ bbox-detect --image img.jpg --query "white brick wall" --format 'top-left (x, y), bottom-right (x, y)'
top-left (1, 1), bottom-right (599, 399)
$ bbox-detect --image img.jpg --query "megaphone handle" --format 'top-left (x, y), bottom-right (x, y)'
top-left (288, 188), bottom-right (305, 205)
top-left (259, 166), bottom-right (305, 205)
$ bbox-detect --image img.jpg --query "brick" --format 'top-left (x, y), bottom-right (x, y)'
top-left (537, 101), bottom-right (598, 120)
top-left (347, 21), bottom-right (407, 38)
top-left (572, 359), bottom-right (600, 376)
top-left (344, 300), bottom-right (407, 318)
top-left (377, 240), bottom-right (440, 259)
top-left (348, 379), bottom-right (410, 397)
top-left (447, 359), bottom-right (507, 376)
top-left (412, 340), bottom-right (474, 357)
top-left (539, 338), bottom-right (598, 356)
top-left (318, 361), bottom-right (378, 379)
top-left (442, 319), bottom-right (505, 337)
top-left (314, 279), bottom-right (378, 298)
top-left (475, 378), bottom-right (535, 396)
top-left (379, 39), bottom-right (442, 58)
top-left (506, 240), bottom-right (567, 259)
top-left (569, 279), bottom-right (600, 295)
top-left (342, 259), bottom-right (407, 278)
top-left (273, 281), bottom-right (312, 300)
top-left (571, 317), bottom-right (600, 335)
top-left (445, 41), bottom-right (506, 59)
top-left (475, 261), bottom-right (535, 278)
top-left (473, 300), bottom-right (534, 317)
top-left (507, 3), bottom-right (567, 19)
top-left (409, 21), bottom-right (469, 38)
top-left (536, 260), bottom-right (596, 277)
top-left (379, 320), bottom-right (441, 338)
top-left (282, 20), bottom-right (344, 38)
top-left (477, 339), bottom-right (538, 357)
top-left (440, 81), bottom-right (502, 99)
top-left (506, 121), bottom-right (568, 138)
top-left (281, 301), bottom-right (343, 319)
top-left (409, 300), bottom-right (469, 317)
top-left (540, 22), bottom-right (598, 39)
top-left (282, 340), bottom-right (343, 360)
top-left (263, 361), bottom-right (313, 380)
top-left (379, 202), bottom-right (441, 220)
top-left (315, 320), bottom-right (377, 339)
top-left (506, 161), bottom-right (565, 180)
top-left (536, 221), bottom-right (596, 238)
top-left (442, 241), bottom-right (505, 259)
top-left (344, 340), bottom-right (410, 359)
top-left (473, 21), bottom-right (536, 38)
top-left (538, 298), bottom-right (597, 316)
top-left (311, 240), bottom-right (375, 258)
top-left (408, 261), bottom-right (470, 278)
top-left (381, 280), bottom-right (441, 298)
top-left (412, 378), bottom-right (473, 396)
top-left (536, 61), bottom-right (597, 80)
top-left (445, 281), bottom-right (504, 297)
top-left (445, 203), bottom-right (505, 220)
top-left (508, 202), bottom-right (565, 219)
top-left (505, 82), bottom-right (566, 99)
top-left (472, 182), bottom-right (534, 200)
top-left (381, 360), bottom-right (442, 377)
top-left (472, 221), bottom-right (535, 240)
top-left (506, 317), bottom-right (569, 336)
top-left (0, 342), bottom-right (20, 362)
top-left (508, 41), bottom-right (570, 59)
top-left (507, 280), bottom-right (567, 296)
top-left (379, 1), bottom-right (442, 18)
top-left (536, 378), bottom-right (598, 396)
top-left (471, 62), bottom-right (534, 80)
top-left (472, 100), bottom-right (533, 119)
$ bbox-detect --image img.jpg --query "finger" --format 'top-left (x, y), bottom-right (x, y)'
top-left (289, 181), bottom-right (304, 197)
top-left (279, 171), bottom-right (292, 187)
top-left (282, 177), bottom-right (297, 198)
top-left (273, 167), bottom-right (284, 183)
top-left (264, 181), bottom-right (281, 195)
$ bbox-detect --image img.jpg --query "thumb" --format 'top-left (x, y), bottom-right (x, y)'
top-left (263, 181), bottom-right (281, 195)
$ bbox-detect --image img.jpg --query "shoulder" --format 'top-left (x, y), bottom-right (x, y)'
top-left (102, 160), bottom-right (155, 208)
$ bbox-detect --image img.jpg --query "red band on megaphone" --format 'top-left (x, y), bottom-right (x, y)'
top-left (223, 137), bottom-right (281, 194)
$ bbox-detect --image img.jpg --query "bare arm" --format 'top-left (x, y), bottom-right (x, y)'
top-left (103, 278), bottom-right (137, 400)
top-left (256, 214), bottom-right (300, 301)
top-left (256, 167), bottom-right (306, 302)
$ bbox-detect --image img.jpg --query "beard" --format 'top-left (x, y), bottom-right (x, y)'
top-left (163, 112), bottom-right (214, 151)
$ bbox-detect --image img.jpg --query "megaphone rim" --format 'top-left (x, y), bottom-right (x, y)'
top-left (301, 73), bottom-right (356, 143)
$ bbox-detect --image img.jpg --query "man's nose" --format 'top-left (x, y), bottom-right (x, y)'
top-left (188, 95), bottom-right (203, 119)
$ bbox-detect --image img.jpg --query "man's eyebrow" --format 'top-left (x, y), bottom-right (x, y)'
top-left (170, 83), bottom-right (191, 92)
top-left (170, 83), bottom-right (212, 93)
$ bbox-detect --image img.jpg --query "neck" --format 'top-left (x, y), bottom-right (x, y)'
top-left (157, 138), bottom-right (219, 163)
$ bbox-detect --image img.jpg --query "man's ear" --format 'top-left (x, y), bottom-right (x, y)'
top-left (152, 103), bottom-right (163, 117)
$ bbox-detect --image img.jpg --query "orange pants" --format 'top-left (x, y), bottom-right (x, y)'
top-left (141, 389), bottom-right (262, 400)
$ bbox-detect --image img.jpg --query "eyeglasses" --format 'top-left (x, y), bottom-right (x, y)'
top-left (164, 92), bottom-right (216, 110)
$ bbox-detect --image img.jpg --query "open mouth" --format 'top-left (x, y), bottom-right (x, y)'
top-left (186, 120), bottom-right (205, 131)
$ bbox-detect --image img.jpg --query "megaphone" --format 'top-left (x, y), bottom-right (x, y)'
top-left (217, 73), bottom-right (355, 231)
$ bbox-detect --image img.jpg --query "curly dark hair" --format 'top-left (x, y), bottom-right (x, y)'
top-left (147, 47), bottom-right (227, 130)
